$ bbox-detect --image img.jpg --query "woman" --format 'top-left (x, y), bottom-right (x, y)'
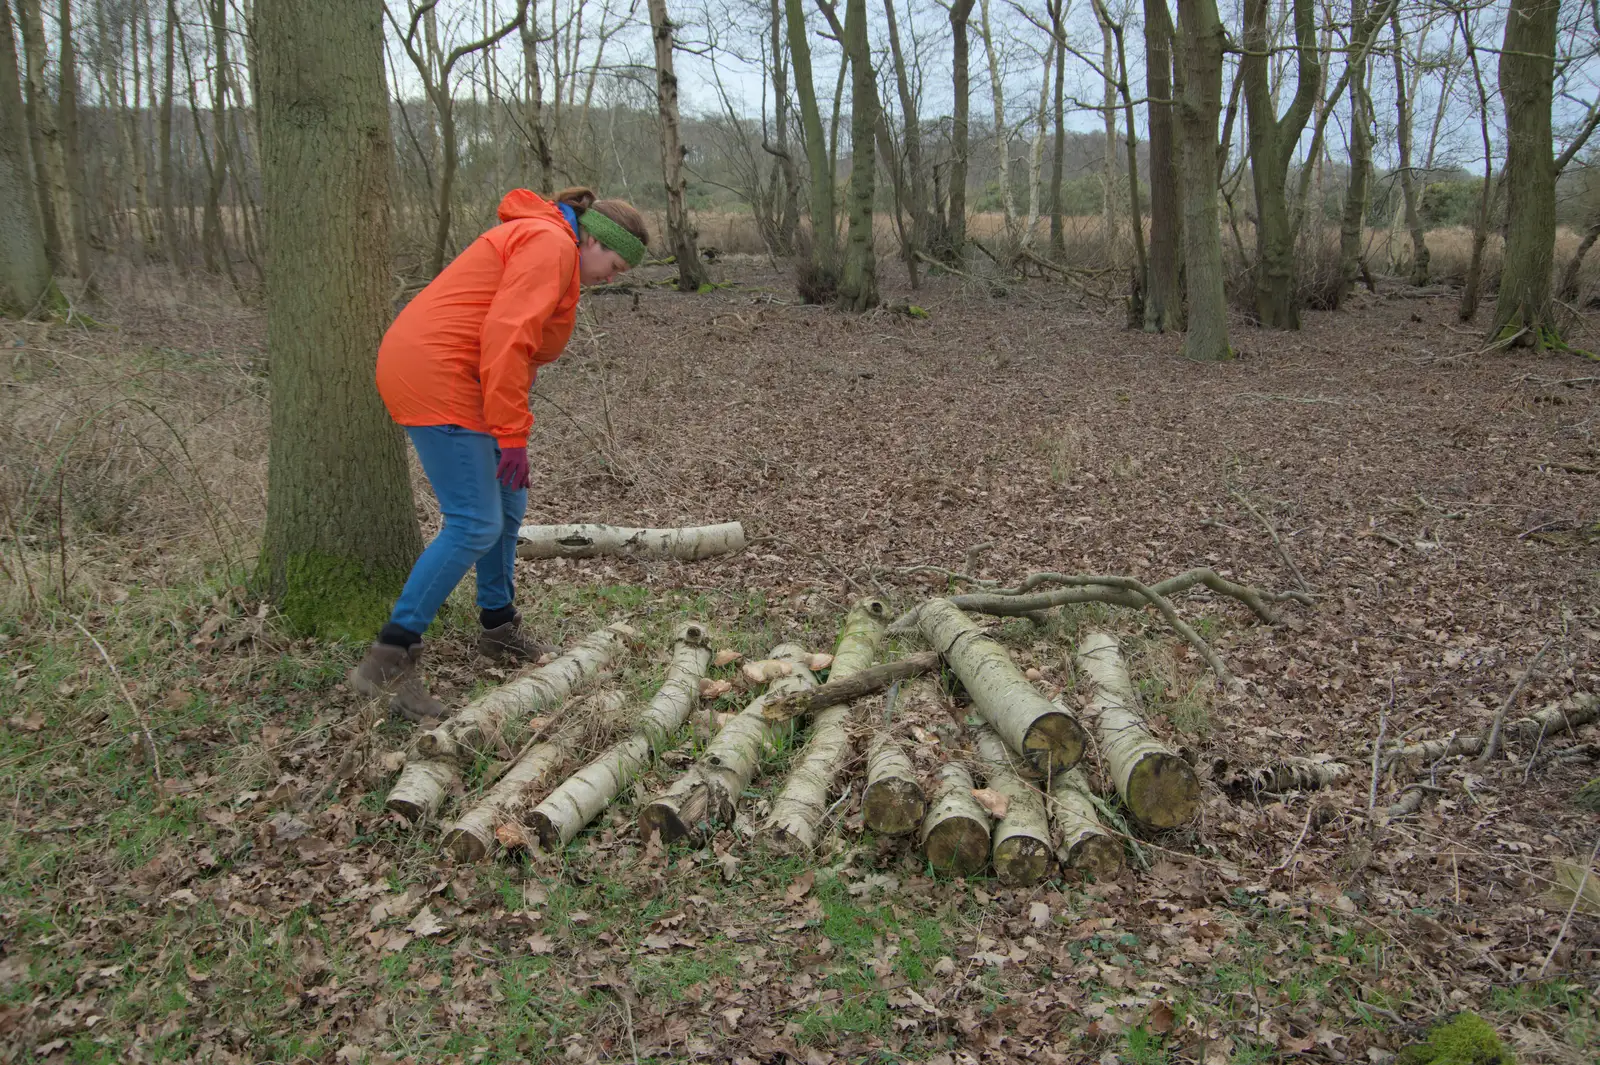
top-left (349, 187), bottom-right (649, 722)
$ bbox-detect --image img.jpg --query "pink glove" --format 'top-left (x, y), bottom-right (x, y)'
top-left (496, 446), bottom-right (530, 490)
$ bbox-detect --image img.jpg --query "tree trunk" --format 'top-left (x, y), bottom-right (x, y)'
top-left (640, 643), bottom-right (817, 844)
top-left (763, 651), bottom-right (939, 724)
top-left (257, 0), bottom-right (422, 642)
top-left (202, 0), bottom-right (231, 276)
top-left (1558, 219), bottom-right (1599, 301)
top-left (520, 17), bottom-right (554, 195)
top-left (1024, 44), bottom-right (1052, 247)
top-left (919, 761), bottom-right (991, 876)
top-left (882, 0), bottom-right (924, 262)
top-left (159, 0), bottom-right (180, 269)
top-left (1490, 0), bottom-right (1560, 347)
top-left (943, 0), bottom-right (975, 256)
top-left (973, 724), bottom-right (1052, 887)
top-left (918, 598), bottom-right (1086, 774)
top-left (0, 0), bottom-right (51, 313)
top-left (1335, 0), bottom-right (1373, 307)
top-left (428, 88), bottom-right (457, 278)
top-left (770, 0), bottom-right (800, 250)
top-left (1075, 632), bottom-right (1200, 828)
top-left (1174, 0), bottom-right (1230, 360)
top-left (1389, 7), bottom-right (1428, 286)
top-left (441, 691), bottom-right (628, 862)
top-left (784, 0), bottom-right (836, 283)
top-left (16, 0), bottom-right (64, 272)
top-left (56, 0), bottom-right (95, 290)
top-left (385, 623), bottom-right (633, 822)
top-left (979, 0), bottom-right (1013, 238)
top-left (647, 0), bottom-right (707, 292)
top-left (524, 624), bottom-right (711, 851)
top-left (1097, 13), bottom-right (1117, 249)
top-left (516, 522), bottom-right (746, 560)
top-left (1048, 767), bottom-right (1123, 880)
top-left (1047, 0), bottom-right (1066, 254)
top-left (837, 0), bottom-right (877, 311)
top-left (1142, 0), bottom-right (1181, 332)
top-left (766, 599), bottom-right (887, 852)
top-left (1458, 9), bottom-right (1494, 322)
top-left (1240, 0), bottom-right (1320, 329)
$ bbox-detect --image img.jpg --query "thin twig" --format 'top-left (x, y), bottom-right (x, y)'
top-left (1231, 489), bottom-right (1312, 593)
top-left (1539, 836), bottom-right (1600, 978)
top-left (1270, 803), bottom-right (1316, 874)
top-left (1478, 638), bottom-right (1558, 767)
top-left (71, 616), bottom-right (161, 783)
top-left (1368, 707), bottom-right (1388, 831)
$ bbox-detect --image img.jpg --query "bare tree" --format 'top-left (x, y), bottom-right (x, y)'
top-left (647, 0), bottom-right (707, 290)
top-left (0, 0), bottom-right (51, 312)
top-left (836, 0), bottom-right (876, 308)
top-left (1174, 0), bottom-right (1229, 360)
top-left (1142, 0), bottom-right (1180, 331)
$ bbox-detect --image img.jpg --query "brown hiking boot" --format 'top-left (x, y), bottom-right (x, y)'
top-left (478, 611), bottom-right (560, 664)
top-left (348, 642), bottom-right (448, 723)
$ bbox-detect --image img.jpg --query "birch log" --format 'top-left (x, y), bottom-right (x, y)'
top-left (1221, 757), bottom-right (1351, 796)
top-left (1048, 768), bottom-right (1124, 880)
top-left (863, 731), bottom-right (927, 835)
top-left (525, 623), bottom-right (712, 850)
top-left (1076, 631), bottom-right (1200, 828)
top-left (1384, 693), bottom-right (1598, 769)
top-left (919, 598), bottom-right (1087, 774)
top-left (639, 643), bottom-right (816, 844)
top-left (385, 623), bottom-right (632, 823)
top-left (974, 725), bottom-right (1053, 887)
top-left (517, 522), bottom-right (745, 560)
top-left (440, 691), bottom-right (628, 863)
top-left (766, 599), bottom-right (888, 852)
top-left (919, 762), bottom-right (993, 877)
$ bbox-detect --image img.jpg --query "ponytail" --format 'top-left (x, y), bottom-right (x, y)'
top-left (554, 186), bottom-right (598, 212)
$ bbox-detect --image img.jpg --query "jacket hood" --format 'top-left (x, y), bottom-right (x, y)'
top-left (497, 189), bottom-right (566, 225)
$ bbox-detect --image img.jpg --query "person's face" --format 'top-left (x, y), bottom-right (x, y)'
top-left (579, 234), bottom-right (631, 285)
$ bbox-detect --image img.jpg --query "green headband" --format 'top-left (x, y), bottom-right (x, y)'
top-left (578, 209), bottom-right (646, 268)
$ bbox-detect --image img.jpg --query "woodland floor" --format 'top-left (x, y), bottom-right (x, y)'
top-left (1, 256), bottom-right (1599, 1065)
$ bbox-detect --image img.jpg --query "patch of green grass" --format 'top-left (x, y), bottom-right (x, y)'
top-left (1122, 1024), bottom-right (1170, 1065)
top-left (795, 993), bottom-right (891, 1045)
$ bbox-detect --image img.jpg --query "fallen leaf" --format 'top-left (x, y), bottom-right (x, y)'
top-left (713, 649), bottom-right (742, 667)
top-left (6, 712), bottom-right (44, 732)
top-left (1203, 1036), bottom-right (1235, 1065)
top-left (699, 678), bottom-right (733, 700)
top-left (1029, 901), bottom-right (1051, 927)
top-left (785, 870), bottom-right (815, 905)
top-left (643, 933), bottom-right (675, 951)
top-left (379, 750), bottom-right (406, 773)
top-left (382, 931), bottom-right (412, 953)
top-left (406, 905), bottom-right (445, 937)
top-left (1147, 1002), bottom-right (1175, 1034)
top-left (268, 812), bottom-right (311, 842)
top-left (495, 821), bottom-right (530, 849)
top-left (971, 788), bottom-right (1009, 818)
top-left (932, 956), bottom-right (955, 976)
top-left (1024, 667), bottom-right (1043, 681)
top-left (526, 933), bottom-right (554, 955)
top-left (722, 1007), bottom-right (745, 1031)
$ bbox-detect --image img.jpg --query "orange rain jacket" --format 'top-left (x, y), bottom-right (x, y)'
top-left (376, 190), bottom-right (581, 450)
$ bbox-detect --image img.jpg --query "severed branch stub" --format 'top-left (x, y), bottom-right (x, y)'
top-left (762, 651), bottom-right (941, 724)
top-left (517, 522), bottom-right (746, 560)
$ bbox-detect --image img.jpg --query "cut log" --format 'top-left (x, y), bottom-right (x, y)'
top-left (919, 762), bottom-right (992, 877)
top-left (1075, 631), bottom-right (1200, 829)
top-left (918, 599), bottom-right (1087, 774)
top-left (1048, 768), bottom-right (1124, 880)
top-left (385, 623), bottom-right (632, 823)
top-left (765, 600), bottom-right (889, 852)
top-left (523, 623), bottom-right (712, 851)
top-left (863, 732), bottom-right (927, 836)
top-left (516, 522), bottom-right (745, 560)
top-left (762, 651), bottom-right (940, 723)
top-left (1220, 757), bottom-right (1351, 796)
top-left (439, 691), bottom-right (628, 863)
top-left (639, 643), bottom-right (816, 844)
top-left (973, 725), bottom-right (1054, 887)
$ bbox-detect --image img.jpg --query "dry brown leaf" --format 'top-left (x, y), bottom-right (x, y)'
top-left (699, 678), bottom-right (733, 700)
top-left (6, 712), bottom-right (44, 732)
top-left (1028, 901), bottom-right (1051, 927)
top-left (494, 821), bottom-right (530, 849)
top-left (406, 905), bottom-right (445, 937)
top-left (713, 649), bottom-right (742, 667)
top-left (525, 932), bottom-right (554, 955)
top-left (1147, 1002), bottom-right (1175, 1034)
top-left (784, 870), bottom-right (815, 905)
top-left (1024, 667), bottom-right (1043, 681)
top-left (971, 788), bottom-right (1009, 818)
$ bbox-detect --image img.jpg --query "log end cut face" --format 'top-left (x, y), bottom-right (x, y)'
top-left (527, 811), bottom-right (563, 852)
top-left (385, 796), bottom-right (428, 825)
top-left (443, 827), bottom-right (490, 865)
top-left (1022, 712), bottom-right (1089, 775)
top-left (924, 817), bottom-right (991, 878)
top-left (863, 779), bottom-right (929, 836)
top-left (638, 802), bottom-right (694, 846)
top-left (1126, 753), bottom-right (1201, 829)
top-left (1065, 836), bottom-right (1125, 882)
top-left (993, 836), bottom-right (1053, 888)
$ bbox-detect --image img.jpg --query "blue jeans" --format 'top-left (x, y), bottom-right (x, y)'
top-left (388, 425), bottom-right (527, 635)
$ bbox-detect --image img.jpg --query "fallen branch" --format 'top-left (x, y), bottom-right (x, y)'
top-left (1047, 768), bottom-right (1124, 880)
top-left (762, 651), bottom-right (941, 724)
top-left (1384, 693), bottom-right (1598, 771)
top-left (918, 598), bottom-right (1087, 774)
top-left (639, 643), bottom-right (816, 844)
top-left (766, 600), bottom-right (888, 853)
top-left (521, 623), bottom-right (712, 852)
top-left (1075, 632), bottom-right (1201, 828)
top-left (1229, 490), bottom-right (1313, 593)
top-left (919, 761), bottom-right (992, 877)
top-left (1220, 756), bottom-right (1353, 797)
top-left (973, 725), bottom-right (1053, 887)
top-left (1477, 638), bottom-right (1559, 766)
top-left (440, 692), bottom-right (628, 862)
top-left (385, 623), bottom-right (632, 823)
top-left (516, 522), bottom-right (746, 561)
